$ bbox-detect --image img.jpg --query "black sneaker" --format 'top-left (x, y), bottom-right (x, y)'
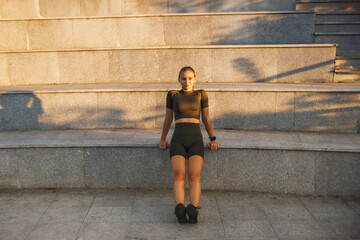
top-left (174, 203), bottom-right (188, 223)
top-left (186, 204), bottom-right (200, 224)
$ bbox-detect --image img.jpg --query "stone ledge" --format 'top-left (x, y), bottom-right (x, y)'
top-left (0, 129), bottom-right (359, 153)
top-left (0, 44), bottom-right (338, 54)
top-left (0, 11), bottom-right (315, 21)
top-left (1, 83), bottom-right (360, 94)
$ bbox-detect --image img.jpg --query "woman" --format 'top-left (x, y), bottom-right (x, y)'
top-left (158, 66), bottom-right (219, 224)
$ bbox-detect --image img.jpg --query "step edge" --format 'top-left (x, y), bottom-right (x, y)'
top-left (0, 11), bottom-right (315, 21)
top-left (0, 44), bottom-right (338, 54)
top-left (1, 83), bottom-right (360, 94)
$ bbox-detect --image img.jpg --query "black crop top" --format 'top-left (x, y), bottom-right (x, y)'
top-left (166, 89), bottom-right (209, 120)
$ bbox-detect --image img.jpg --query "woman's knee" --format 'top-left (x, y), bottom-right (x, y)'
top-left (173, 171), bottom-right (186, 182)
top-left (188, 172), bottom-right (201, 183)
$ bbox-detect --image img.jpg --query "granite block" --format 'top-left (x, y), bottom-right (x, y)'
top-left (163, 16), bottom-right (211, 45)
top-left (218, 204), bottom-right (267, 221)
top-left (92, 190), bottom-right (135, 207)
top-left (76, 222), bottom-right (128, 240)
top-left (39, 207), bottom-right (89, 223)
top-left (168, 0), bottom-right (207, 13)
top-left (213, 92), bottom-right (277, 131)
top-left (217, 149), bottom-right (288, 193)
top-left (108, 0), bottom-right (123, 15)
top-left (80, 0), bottom-right (108, 16)
top-left (155, 91), bottom-right (169, 129)
top-left (249, 0), bottom-right (296, 11)
top-left (26, 222), bottom-right (82, 240)
top-left (315, 152), bottom-right (360, 197)
top-left (51, 191), bottom-right (95, 207)
top-left (158, 49), bottom-right (212, 83)
top-left (123, 0), bottom-right (167, 15)
top-left (38, 93), bottom-right (98, 129)
top-left (0, 94), bottom-right (43, 130)
top-left (97, 92), bottom-right (157, 129)
top-left (0, 223), bottom-right (35, 240)
top-left (39, 0), bottom-right (80, 17)
top-left (131, 205), bottom-right (174, 223)
top-left (0, 149), bottom-right (19, 188)
top-left (0, 55), bottom-right (10, 85)
top-left (284, 151), bottom-right (316, 195)
top-left (270, 219), bottom-right (328, 239)
top-left (118, 17), bottom-right (164, 47)
top-left (0, 0), bottom-right (39, 18)
top-left (0, 21), bottom-right (28, 51)
top-left (274, 92), bottom-right (295, 131)
top-left (344, 198), bottom-right (360, 215)
top-left (277, 47), bottom-right (335, 83)
top-left (109, 50), bottom-right (160, 83)
top-left (207, 0), bottom-right (249, 12)
top-left (210, 48), bottom-right (278, 83)
top-left (0, 190), bottom-right (57, 208)
top-left (58, 51), bottom-right (109, 84)
top-left (201, 149), bottom-right (219, 190)
top-left (146, 149), bottom-right (173, 188)
top-left (126, 222), bottom-right (176, 239)
top-left (294, 93), bottom-right (360, 133)
top-left (7, 52), bottom-right (60, 85)
top-left (84, 147), bottom-right (151, 188)
top-left (85, 207), bottom-right (132, 223)
top-left (210, 15), bottom-right (266, 45)
top-left (0, 207), bottom-right (47, 224)
top-left (300, 195), bottom-right (360, 220)
top-left (176, 221), bottom-right (226, 239)
top-left (28, 19), bottom-right (74, 50)
top-left (264, 14), bottom-right (314, 44)
top-left (73, 19), bottom-right (118, 48)
top-left (318, 218), bottom-right (360, 238)
top-left (222, 219), bottom-right (277, 239)
top-left (17, 148), bottom-right (85, 188)
top-left (133, 189), bottom-right (174, 207)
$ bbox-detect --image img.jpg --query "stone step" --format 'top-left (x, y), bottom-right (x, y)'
top-left (0, 12), bottom-right (315, 51)
top-left (0, 128), bottom-right (359, 196)
top-left (314, 33), bottom-right (360, 56)
top-left (0, 45), bottom-right (337, 86)
top-left (0, 0), bottom-right (297, 19)
top-left (336, 56), bottom-right (360, 68)
top-left (296, 1), bottom-right (360, 13)
top-left (335, 72), bottom-right (360, 82)
top-left (316, 22), bottom-right (360, 32)
top-left (316, 12), bottom-right (360, 23)
top-left (0, 83), bottom-right (359, 133)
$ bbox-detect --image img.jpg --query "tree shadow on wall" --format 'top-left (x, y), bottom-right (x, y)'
top-left (213, 92), bottom-right (360, 133)
top-left (0, 93), bottom-right (43, 131)
top-left (0, 92), bottom-right (164, 131)
top-left (168, 0), bottom-right (296, 13)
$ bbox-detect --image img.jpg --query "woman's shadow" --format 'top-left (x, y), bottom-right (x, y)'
top-left (0, 93), bottom-right (43, 130)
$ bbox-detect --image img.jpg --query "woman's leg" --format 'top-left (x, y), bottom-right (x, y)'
top-left (188, 155), bottom-right (203, 207)
top-left (171, 155), bottom-right (186, 204)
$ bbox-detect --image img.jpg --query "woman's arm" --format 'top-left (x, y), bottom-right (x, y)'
top-left (201, 107), bottom-right (219, 150)
top-left (158, 108), bottom-right (173, 149)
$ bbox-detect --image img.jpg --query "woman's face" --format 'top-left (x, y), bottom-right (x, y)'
top-left (178, 70), bottom-right (196, 91)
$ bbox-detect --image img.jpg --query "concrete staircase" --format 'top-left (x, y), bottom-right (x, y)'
top-left (0, 0), bottom-right (359, 196)
top-left (297, 0), bottom-right (360, 81)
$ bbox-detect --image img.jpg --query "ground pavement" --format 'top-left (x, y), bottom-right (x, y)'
top-left (0, 188), bottom-right (359, 240)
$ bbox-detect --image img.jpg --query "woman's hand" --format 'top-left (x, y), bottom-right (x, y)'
top-left (208, 140), bottom-right (219, 151)
top-left (158, 139), bottom-right (169, 149)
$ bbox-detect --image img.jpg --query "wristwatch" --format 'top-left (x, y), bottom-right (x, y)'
top-left (209, 136), bottom-right (216, 141)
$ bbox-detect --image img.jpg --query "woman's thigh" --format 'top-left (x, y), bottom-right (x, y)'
top-left (188, 155), bottom-right (203, 180)
top-left (171, 155), bottom-right (186, 177)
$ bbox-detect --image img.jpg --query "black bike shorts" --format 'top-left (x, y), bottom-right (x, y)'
top-left (170, 123), bottom-right (204, 159)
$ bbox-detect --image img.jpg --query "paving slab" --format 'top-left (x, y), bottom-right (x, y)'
top-left (0, 189), bottom-right (359, 240)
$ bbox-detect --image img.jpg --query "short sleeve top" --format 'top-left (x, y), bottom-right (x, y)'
top-left (166, 89), bottom-right (209, 120)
